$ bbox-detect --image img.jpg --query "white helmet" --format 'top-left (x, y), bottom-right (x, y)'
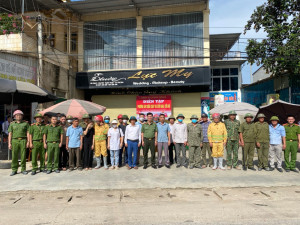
top-left (111, 119), bottom-right (118, 124)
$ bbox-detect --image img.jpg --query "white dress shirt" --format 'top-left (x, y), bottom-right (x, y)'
top-left (169, 123), bottom-right (175, 142)
top-left (125, 124), bottom-right (141, 144)
top-left (173, 122), bottom-right (187, 143)
top-left (2, 121), bottom-right (10, 135)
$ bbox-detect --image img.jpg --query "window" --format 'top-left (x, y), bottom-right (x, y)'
top-left (83, 18), bottom-right (137, 70)
top-left (142, 12), bottom-right (204, 68)
top-left (65, 33), bottom-right (77, 52)
top-left (211, 67), bottom-right (239, 91)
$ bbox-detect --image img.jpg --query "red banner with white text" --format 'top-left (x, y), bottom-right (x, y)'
top-left (136, 95), bottom-right (172, 118)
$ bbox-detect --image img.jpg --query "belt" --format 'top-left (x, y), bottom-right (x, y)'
top-left (13, 137), bottom-right (26, 140)
top-left (289, 140), bottom-right (298, 142)
top-left (144, 137), bottom-right (155, 141)
top-left (128, 139), bottom-right (139, 142)
top-left (49, 141), bottom-right (58, 144)
top-left (33, 140), bottom-right (43, 142)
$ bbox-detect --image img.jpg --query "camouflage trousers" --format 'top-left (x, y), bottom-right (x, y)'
top-left (226, 140), bottom-right (239, 167)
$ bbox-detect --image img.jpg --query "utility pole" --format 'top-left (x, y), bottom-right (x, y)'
top-left (37, 15), bottom-right (43, 87)
top-left (21, 0), bottom-right (24, 29)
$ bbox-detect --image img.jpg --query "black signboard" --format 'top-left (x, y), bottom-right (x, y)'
top-left (76, 66), bottom-right (210, 89)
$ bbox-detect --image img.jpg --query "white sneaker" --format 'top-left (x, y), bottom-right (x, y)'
top-left (212, 166), bottom-right (217, 170)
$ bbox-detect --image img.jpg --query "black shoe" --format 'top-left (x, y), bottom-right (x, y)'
top-left (291, 169), bottom-right (299, 173)
top-left (47, 170), bottom-right (51, 174)
top-left (195, 165), bottom-right (202, 169)
top-left (286, 169), bottom-right (290, 172)
top-left (184, 165), bottom-right (188, 169)
top-left (176, 165), bottom-right (181, 168)
top-left (22, 171), bottom-right (28, 175)
top-left (258, 168), bottom-right (263, 171)
top-left (269, 167), bottom-right (274, 171)
top-left (10, 171), bottom-right (17, 176)
top-left (189, 165), bottom-right (194, 169)
top-left (152, 165), bottom-right (157, 169)
top-left (143, 165), bottom-right (147, 169)
top-left (31, 171), bottom-right (36, 175)
top-left (78, 167), bottom-right (83, 171)
top-left (243, 166), bottom-right (247, 171)
top-left (42, 170), bottom-right (47, 173)
top-left (277, 168), bottom-right (283, 173)
top-left (55, 170), bottom-right (60, 173)
top-left (166, 165), bottom-right (170, 169)
top-left (158, 165), bottom-right (163, 168)
top-left (248, 167), bottom-right (256, 171)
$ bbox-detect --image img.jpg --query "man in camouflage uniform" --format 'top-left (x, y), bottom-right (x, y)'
top-left (187, 115), bottom-right (203, 169)
top-left (8, 110), bottom-right (30, 176)
top-left (239, 113), bottom-right (256, 171)
top-left (283, 115), bottom-right (300, 173)
top-left (29, 113), bottom-right (46, 175)
top-left (224, 110), bottom-right (240, 170)
top-left (255, 113), bottom-right (270, 171)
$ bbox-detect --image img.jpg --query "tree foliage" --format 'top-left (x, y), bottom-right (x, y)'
top-left (244, 0), bottom-right (299, 77)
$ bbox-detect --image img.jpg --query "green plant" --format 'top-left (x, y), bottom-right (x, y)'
top-left (0, 13), bottom-right (22, 35)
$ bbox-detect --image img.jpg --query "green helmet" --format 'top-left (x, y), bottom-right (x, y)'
top-left (228, 110), bottom-right (237, 115)
top-left (34, 113), bottom-right (43, 118)
top-left (66, 115), bottom-right (73, 120)
top-left (270, 116), bottom-right (280, 121)
top-left (244, 113), bottom-right (254, 119)
top-left (122, 115), bottom-right (129, 120)
top-left (168, 115), bottom-right (175, 120)
top-left (129, 116), bottom-right (137, 122)
top-left (176, 113), bottom-right (185, 119)
top-left (190, 114), bottom-right (198, 120)
top-left (257, 113), bottom-right (266, 118)
top-left (82, 114), bottom-right (90, 119)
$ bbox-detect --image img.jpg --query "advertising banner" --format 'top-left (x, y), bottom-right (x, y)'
top-left (201, 97), bottom-right (210, 116)
top-left (76, 67), bottom-right (210, 89)
top-left (136, 95), bottom-right (172, 118)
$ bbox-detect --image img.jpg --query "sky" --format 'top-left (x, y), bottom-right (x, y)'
top-left (209, 0), bottom-right (267, 84)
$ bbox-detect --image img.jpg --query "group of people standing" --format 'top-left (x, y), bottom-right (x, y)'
top-left (7, 108), bottom-right (300, 176)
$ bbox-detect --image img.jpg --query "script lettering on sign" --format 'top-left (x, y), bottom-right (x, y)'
top-left (162, 69), bottom-right (193, 78)
top-left (128, 71), bottom-right (158, 80)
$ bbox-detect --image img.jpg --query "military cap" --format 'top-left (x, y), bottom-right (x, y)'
top-left (270, 116), bottom-right (280, 121)
top-left (257, 113), bottom-right (266, 118)
top-left (66, 115), bottom-right (73, 120)
top-left (122, 115), bottom-right (129, 120)
top-left (82, 113), bottom-right (90, 119)
top-left (228, 110), bottom-right (237, 115)
top-left (190, 114), bottom-right (198, 120)
top-left (176, 113), bottom-right (185, 119)
top-left (168, 115), bottom-right (176, 120)
top-left (244, 113), bottom-right (254, 119)
top-left (129, 116), bottom-right (137, 122)
top-left (34, 113), bottom-right (43, 118)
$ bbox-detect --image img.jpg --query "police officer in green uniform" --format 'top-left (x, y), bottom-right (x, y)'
top-left (29, 113), bottom-right (46, 175)
top-left (43, 115), bottom-right (64, 174)
top-left (239, 113), bottom-right (257, 171)
top-left (8, 110), bottom-right (30, 176)
top-left (255, 113), bottom-right (270, 171)
top-left (284, 115), bottom-right (300, 173)
top-left (224, 110), bottom-right (240, 170)
top-left (187, 115), bottom-right (203, 169)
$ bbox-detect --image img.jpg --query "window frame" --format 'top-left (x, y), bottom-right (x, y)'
top-left (211, 66), bottom-right (240, 91)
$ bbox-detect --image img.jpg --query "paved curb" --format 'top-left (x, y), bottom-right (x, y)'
top-left (0, 160), bottom-right (11, 169)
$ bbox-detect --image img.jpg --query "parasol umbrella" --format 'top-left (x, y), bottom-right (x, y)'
top-left (255, 100), bottom-right (300, 123)
top-left (0, 78), bottom-right (58, 104)
top-left (40, 99), bottom-right (106, 119)
top-left (209, 102), bottom-right (259, 116)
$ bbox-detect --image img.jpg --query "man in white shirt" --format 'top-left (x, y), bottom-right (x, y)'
top-left (168, 115), bottom-right (176, 165)
top-left (125, 116), bottom-right (141, 169)
top-left (173, 114), bottom-right (188, 168)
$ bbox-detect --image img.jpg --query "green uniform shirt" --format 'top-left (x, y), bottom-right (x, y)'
top-left (239, 122), bottom-right (256, 143)
top-left (255, 121), bottom-right (270, 143)
top-left (8, 121), bottom-right (29, 139)
top-left (29, 123), bottom-right (45, 140)
top-left (43, 124), bottom-right (63, 142)
top-left (284, 124), bottom-right (300, 141)
top-left (141, 122), bottom-right (158, 139)
top-left (79, 122), bottom-right (87, 129)
top-left (187, 123), bottom-right (203, 146)
top-left (224, 119), bottom-right (240, 141)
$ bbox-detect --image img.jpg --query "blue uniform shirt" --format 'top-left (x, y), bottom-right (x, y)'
top-left (269, 124), bottom-right (286, 145)
top-left (66, 125), bottom-right (83, 148)
top-left (157, 122), bottom-right (170, 143)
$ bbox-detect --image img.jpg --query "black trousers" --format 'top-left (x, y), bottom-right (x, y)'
top-left (59, 144), bottom-right (69, 168)
top-left (82, 140), bottom-right (93, 168)
top-left (168, 143), bottom-right (177, 164)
